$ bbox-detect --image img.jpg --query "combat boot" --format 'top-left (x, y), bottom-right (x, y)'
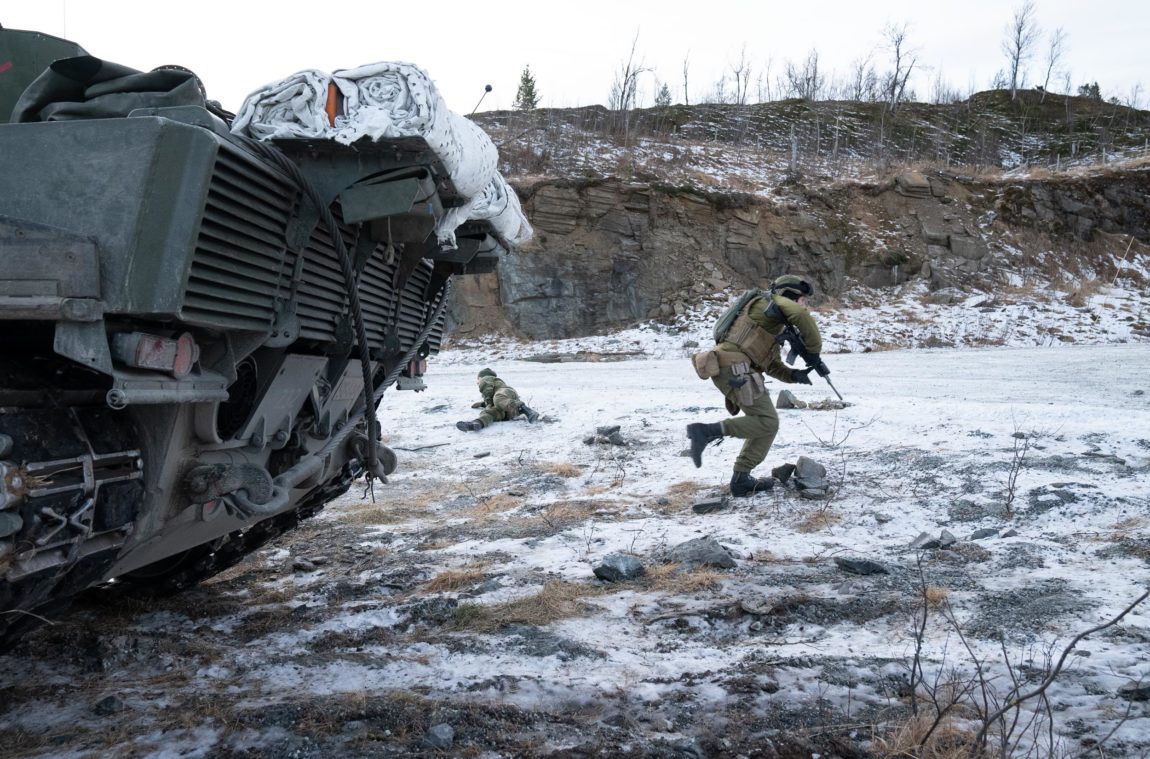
top-left (520, 404), bottom-right (541, 423)
top-left (730, 471), bottom-right (775, 497)
top-left (686, 422), bottom-right (724, 468)
top-left (456, 420), bottom-right (483, 432)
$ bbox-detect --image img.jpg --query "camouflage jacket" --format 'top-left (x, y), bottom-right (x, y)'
top-left (477, 376), bottom-right (504, 406)
top-left (716, 293), bottom-right (823, 382)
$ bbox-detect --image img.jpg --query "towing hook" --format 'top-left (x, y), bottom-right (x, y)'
top-left (348, 433), bottom-right (398, 479)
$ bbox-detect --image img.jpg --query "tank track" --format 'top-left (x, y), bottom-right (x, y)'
top-left (0, 463), bottom-right (356, 651)
top-left (110, 463), bottom-right (357, 598)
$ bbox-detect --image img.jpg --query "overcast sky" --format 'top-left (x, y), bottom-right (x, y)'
top-left (4, 1), bottom-right (1146, 114)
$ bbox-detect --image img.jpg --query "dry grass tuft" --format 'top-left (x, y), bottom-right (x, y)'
top-left (342, 506), bottom-right (406, 525)
top-left (651, 480), bottom-right (710, 514)
top-left (424, 563), bottom-right (490, 593)
top-left (462, 493), bottom-right (526, 518)
top-left (795, 507), bottom-right (842, 533)
top-left (393, 480), bottom-right (477, 512)
top-left (667, 480), bottom-right (705, 496)
top-left (246, 585), bottom-right (298, 606)
top-left (1108, 515), bottom-right (1148, 532)
top-left (544, 499), bottom-right (610, 523)
top-left (1063, 275), bottom-right (1104, 308)
top-left (231, 606), bottom-right (298, 641)
top-left (451, 581), bottom-right (597, 631)
top-left (924, 586), bottom-right (950, 608)
top-left (646, 563), bottom-right (724, 592)
top-left (507, 499), bottom-right (620, 538)
top-left (541, 462), bottom-right (582, 478)
top-left (416, 536), bottom-right (459, 551)
top-left (873, 712), bottom-right (977, 758)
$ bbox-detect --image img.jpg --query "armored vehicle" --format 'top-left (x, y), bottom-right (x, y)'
top-left (0, 27), bottom-right (508, 648)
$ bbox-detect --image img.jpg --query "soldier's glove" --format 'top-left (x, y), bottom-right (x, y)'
top-left (810, 355), bottom-right (831, 377)
top-left (790, 368), bottom-right (813, 385)
top-left (471, 401), bottom-right (485, 409)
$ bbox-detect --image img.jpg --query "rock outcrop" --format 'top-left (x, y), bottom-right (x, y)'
top-left (449, 170), bottom-right (1150, 340)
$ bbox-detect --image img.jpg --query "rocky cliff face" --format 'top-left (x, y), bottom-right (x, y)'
top-left (449, 169), bottom-right (1150, 340)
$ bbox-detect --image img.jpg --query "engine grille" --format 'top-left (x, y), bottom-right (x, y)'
top-left (290, 224), bottom-right (444, 352)
top-left (180, 143), bottom-right (295, 331)
top-left (181, 141), bottom-right (445, 353)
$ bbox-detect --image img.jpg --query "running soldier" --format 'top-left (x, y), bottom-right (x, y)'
top-left (686, 275), bottom-right (831, 496)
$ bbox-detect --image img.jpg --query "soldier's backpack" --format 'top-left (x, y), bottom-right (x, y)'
top-left (712, 289), bottom-right (762, 343)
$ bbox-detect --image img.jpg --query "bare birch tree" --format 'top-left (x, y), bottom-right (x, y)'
top-left (881, 22), bottom-right (917, 111)
top-left (1002, 0), bottom-right (1040, 101)
top-left (783, 48), bottom-right (824, 100)
top-left (681, 52), bottom-right (690, 106)
top-left (1040, 26), bottom-right (1067, 102)
top-left (849, 53), bottom-right (878, 101)
top-left (755, 56), bottom-right (774, 102)
top-left (608, 30), bottom-right (650, 146)
top-left (730, 44), bottom-right (753, 105)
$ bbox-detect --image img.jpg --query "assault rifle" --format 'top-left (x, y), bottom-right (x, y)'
top-left (777, 325), bottom-right (843, 401)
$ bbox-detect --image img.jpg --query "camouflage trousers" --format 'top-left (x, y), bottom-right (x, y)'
top-left (711, 366), bottom-right (779, 473)
top-left (478, 388), bottom-right (522, 427)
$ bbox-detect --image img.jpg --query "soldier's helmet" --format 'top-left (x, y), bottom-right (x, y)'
top-left (478, 368), bottom-right (497, 379)
top-left (771, 275), bottom-right (813, 300)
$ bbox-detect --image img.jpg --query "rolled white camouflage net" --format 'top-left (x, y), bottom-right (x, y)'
top-left (230, 69), bottom-right (330, 140)
top-left (231, 62), bottom-right (529, 249)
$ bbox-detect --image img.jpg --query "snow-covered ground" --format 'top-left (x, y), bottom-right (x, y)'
top-left (2, 332), bottom-right (1148, 756)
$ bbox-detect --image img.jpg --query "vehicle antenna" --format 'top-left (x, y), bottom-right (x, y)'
top-left (471, 84), bottom-right (493, 115)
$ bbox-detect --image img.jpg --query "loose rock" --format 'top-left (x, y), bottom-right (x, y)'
top-left (584, 425), bottom-right (627, 446)
top-left (1118, 683), bottom-right (1150, 702)
top-left (593, 554), bottom-right (646, 582)
top-left (93, 695), bottom-right (124, 716)
top-left (834, 557), bottom-right (889, 575)
top-left (292, 558), bottom-right (317, 573)
top-left (692, 496), bottom-right (729, 514)
top-left (794, 456), bottom-right (829, 491)
top-left (970, 528), bottom-right (999, 540)
top-left (777, 390), bottom-right (806, 409)
top-left (771, 462), bottom-right (796, 484)
top-left (909, 532), bottom-right (942, 550)
top-left (423, 723), bottom-right (455, 749)
top-left (667, 536), bottom-right (737, 569)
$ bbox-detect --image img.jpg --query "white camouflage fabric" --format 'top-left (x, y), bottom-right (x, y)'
top-left (231, 63), bottom-right (531, 248)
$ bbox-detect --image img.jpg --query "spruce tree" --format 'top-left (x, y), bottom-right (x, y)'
top-left (514, 65), bottom-right (541, 111)
top-left (655, 83), bottom-right (673, 107)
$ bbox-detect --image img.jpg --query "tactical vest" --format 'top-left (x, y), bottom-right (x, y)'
top-left (724, 299), bottom-right (784, 370)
